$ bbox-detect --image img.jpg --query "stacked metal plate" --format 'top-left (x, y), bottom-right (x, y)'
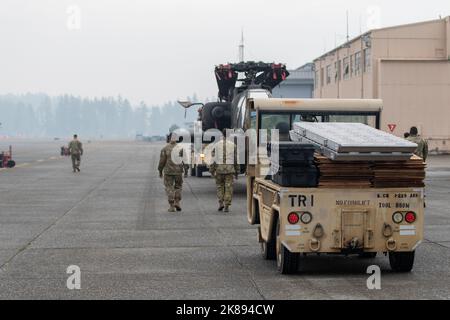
top-left (291, 122), bottom-right (417, 161)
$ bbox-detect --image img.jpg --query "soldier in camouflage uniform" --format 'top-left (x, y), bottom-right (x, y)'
top-left (158, 133), bottom-right (185, 212)
top-left (209, 131), bottom-right (239, 212)
top-left (68, 134), bottom-right (83, 172)
top-left (407, 126), bottom-right (429, 161)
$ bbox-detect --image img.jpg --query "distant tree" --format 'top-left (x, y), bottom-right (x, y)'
top-left (133, 101), bottom-right (149, 134)
top-left (0, 92), bottom-right (205, 138)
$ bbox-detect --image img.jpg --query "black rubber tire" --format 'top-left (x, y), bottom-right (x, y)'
top-left (276, 219), bottom-right (299, 274)
top-left (252, 199), bottom-right (260, 225)
top-left (277, 245), bottom-right (299, 275)
top-left (389, 251), bottom-right (415, 272)
top-left (251, 199), bottom-right (260, 225)
top-left (201, 102), bottom-right (231, 131)
top-left (261, 214), bottom-right (276, 260)
top-left (195, 165), bottom-right (203, 178)
top-left (211, 106), bottom-right (225, 119)
top-left (7, 160), bottom-right (15, 168)
top-left (358, 252), bottom-right (377, 259)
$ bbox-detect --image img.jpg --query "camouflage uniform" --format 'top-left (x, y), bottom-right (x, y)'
top-left (407, 134), bottom-right (429, 161)
top-left (158, 141), bottom-right (185, 211)
top-left (210, 138), bottom-right (239, 210)
top-left (68, 139), bottom-right (83, 172)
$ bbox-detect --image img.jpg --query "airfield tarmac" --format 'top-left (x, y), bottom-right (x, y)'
top-left (0, 139), bottom-right (449, 299)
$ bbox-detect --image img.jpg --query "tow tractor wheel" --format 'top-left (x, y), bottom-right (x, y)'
top-left (389, 251), bottom-right (415, 272)
top-left (261, 217), bottom-right (276, 260)
top-left (275, 219), bottom-right (299, 274)
top-left (195, 165), bottom-right (203, 177)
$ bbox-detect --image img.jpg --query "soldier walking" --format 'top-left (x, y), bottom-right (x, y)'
top-left (407, 126), bottom-right (429, 161)
top-left (209, 130), bottom-right (239, 212)
top-left (68, 134), bottom-right (83, 172)
top-left (158, 133), bottom-right (185, 212)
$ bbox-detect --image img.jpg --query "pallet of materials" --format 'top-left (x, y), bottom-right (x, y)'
top-left (292, 122), bottom-right (417, 161)
top-left (372, 155), bottom-right (426, 188)
top-left (315, 154), bottom-right (373, 188)
top-left (314, 154), bottom-right (426, 189)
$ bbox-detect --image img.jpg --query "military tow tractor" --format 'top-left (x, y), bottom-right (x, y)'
top-left (0, 145), bottom-right (16, 168)
top-left (244, 98), bottom-right (425, 274)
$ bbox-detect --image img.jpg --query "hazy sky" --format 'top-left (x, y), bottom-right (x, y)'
top-left (1, 0), bottom-right (449, 105)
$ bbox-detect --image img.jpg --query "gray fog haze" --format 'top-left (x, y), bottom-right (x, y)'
top-left (1, 0), bottom-right (449, 105)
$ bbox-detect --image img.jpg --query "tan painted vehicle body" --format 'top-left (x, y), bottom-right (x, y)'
top-left (244, 98), bottom-right (424, 274)
top-left (253, 180), bottom-right (424, 254)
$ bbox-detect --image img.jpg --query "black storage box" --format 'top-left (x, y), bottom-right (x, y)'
top-left (271, 164), bottom-right (318, 188)
top-left (267, 142), bottom-right (315, 166)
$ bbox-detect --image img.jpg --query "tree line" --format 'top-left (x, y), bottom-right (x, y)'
top-left (0, 93), bottom-right (208, 138)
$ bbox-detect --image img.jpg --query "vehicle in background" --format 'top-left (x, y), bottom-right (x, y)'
top-left (178, 61), bottom-right (289, 133)
top-left (201, 61), bottom-right (289, 132)
top-left (0, 146), bottom-right (16, 168)
top-left (178, 61), bottom-right (289, 177)
top-left (61, 146), bottom-right (70, 156)
top-left (181, 121), bottom-right (210, 177)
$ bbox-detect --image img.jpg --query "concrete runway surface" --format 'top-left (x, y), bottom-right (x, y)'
top-left (0, 139), bottom-right (449, 299)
